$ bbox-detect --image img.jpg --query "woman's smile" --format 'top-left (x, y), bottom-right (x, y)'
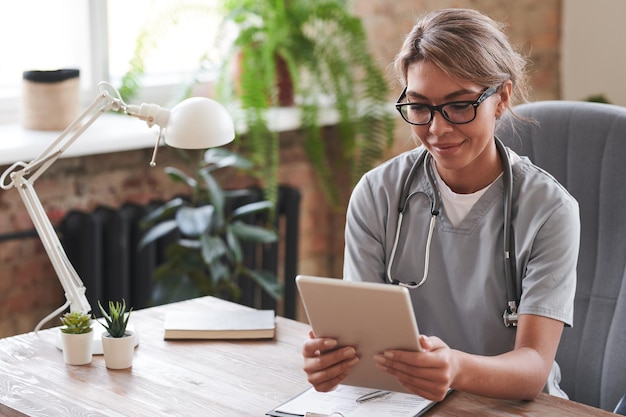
top-left (428, 140), bottom-right (466, 156)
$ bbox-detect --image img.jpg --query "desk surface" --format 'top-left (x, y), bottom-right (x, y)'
top-left (0, 297), bottom-right (615, 417)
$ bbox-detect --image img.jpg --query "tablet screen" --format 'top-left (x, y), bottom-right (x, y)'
top-left (296, 275), bottom-right (422, 393)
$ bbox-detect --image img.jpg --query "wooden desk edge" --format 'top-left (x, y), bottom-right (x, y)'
top-left (0, 403), bottom-right (28, 417)
top-left (425, 390), bottom-right (616, 416)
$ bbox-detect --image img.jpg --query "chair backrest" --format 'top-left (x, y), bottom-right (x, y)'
top-left (498, 100), bottom-right (626, 412)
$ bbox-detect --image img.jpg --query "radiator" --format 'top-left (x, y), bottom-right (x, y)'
top-left (59, 186), bottom-right (300, 319)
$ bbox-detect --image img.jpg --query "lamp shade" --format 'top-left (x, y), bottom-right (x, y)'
top-left (165, 97), bottom-right (235, 149)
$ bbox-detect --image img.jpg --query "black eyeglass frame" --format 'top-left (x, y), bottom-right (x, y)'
top-left (395, 85), bottom-right (500, 126)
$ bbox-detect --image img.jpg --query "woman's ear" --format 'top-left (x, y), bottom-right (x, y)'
top-left (495, 80), bottom-right (513, 119)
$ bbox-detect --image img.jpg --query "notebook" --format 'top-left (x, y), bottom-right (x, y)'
top-left (295, 275), bottom-right (422, 393)
top-left (163, 309), bottom-right (275, 340)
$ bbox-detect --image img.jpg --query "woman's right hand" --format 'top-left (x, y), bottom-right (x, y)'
top-left (302, 330), bottom-right (360, 392)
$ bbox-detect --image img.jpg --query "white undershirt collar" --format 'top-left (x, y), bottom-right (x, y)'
top-left (433, 149), bottom-right (521, 227)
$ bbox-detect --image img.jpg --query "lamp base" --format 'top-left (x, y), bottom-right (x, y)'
top-left (56, 322), bottom-right (138, 355)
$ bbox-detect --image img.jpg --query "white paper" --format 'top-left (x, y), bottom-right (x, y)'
top-left (275, 385), bottom-right (435, 417)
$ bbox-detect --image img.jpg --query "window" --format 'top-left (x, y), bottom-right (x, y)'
top-left (0, 0), bottom-right (221, 124)
top-left (0, 1), bottom-right (89, 123)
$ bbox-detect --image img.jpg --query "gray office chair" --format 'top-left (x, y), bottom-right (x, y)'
top-left (498, 100), bottom-right (626, 413)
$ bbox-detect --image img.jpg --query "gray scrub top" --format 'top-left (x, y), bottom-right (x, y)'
top-left (343, 146), bottom-right (579, 387)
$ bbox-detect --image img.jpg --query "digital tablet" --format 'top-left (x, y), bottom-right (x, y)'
top-left (296, 275), bottom-right (422, 393)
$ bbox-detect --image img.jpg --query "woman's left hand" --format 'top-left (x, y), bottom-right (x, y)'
top-left (373, 335), bottom-right (456, 401)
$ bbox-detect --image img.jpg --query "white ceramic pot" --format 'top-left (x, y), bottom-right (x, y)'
top-left (60, 331), bottom-right (93, 365)
top-left (101, 331), bottom-right (135, 369)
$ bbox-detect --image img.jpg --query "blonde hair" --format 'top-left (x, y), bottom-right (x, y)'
top-left (393, 8), bottom-right (529, 110)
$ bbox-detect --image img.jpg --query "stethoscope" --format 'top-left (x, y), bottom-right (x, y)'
top-left (386, 137), bottom-right (519, 327)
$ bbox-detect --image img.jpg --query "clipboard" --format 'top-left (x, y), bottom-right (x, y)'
top-left (266, 385), bottom-right (439, 417)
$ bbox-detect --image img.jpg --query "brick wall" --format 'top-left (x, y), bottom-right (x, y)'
top-left (0, 0), bottom-right (561, 337)
top-left (352, 0), bottom-right (562, 101)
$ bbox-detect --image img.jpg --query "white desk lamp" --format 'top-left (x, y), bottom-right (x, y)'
top-left (0, 82), bottom-right (235, 350)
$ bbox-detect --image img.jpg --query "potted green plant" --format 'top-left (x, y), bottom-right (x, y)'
top-left (97, 299), bottom-right (134, 369)
top-left (139, 148), bottom-right (280, 306)
top-left (215, 0), bottom-right (395, 206)
top-left (59, 311), bottom-right (93, 365)
top-left (118, 0), bottom-right (394, 207)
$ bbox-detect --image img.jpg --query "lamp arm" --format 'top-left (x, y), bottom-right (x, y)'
top-left (4, 84), bottom-right (127, 186)
top-left (17, 178), bottom-right (91, 314)
top-left (0, 85), bottom-right (128, 318)
top-left (0, 82), bottom-right (168, 320)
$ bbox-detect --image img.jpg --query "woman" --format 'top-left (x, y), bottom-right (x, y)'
top-left (302, 8), bottom-right (580, 402)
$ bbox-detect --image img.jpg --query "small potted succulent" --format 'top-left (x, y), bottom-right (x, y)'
top-left (59, 311), bottom-right (93, 365)
top-left (97, 299), bottom-right (135, 369)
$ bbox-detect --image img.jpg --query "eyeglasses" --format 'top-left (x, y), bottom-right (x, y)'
top-left (395, 85), bottom-right (499, 125)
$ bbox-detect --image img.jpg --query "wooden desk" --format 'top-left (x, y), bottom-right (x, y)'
top-left (0, 297), bottom-right (615, 417)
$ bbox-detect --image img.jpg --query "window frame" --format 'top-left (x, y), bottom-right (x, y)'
top-left (0, 1), bottom-right (213, 125)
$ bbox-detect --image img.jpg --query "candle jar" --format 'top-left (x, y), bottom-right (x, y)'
top-left (21, 68), bottom-right (80, 131)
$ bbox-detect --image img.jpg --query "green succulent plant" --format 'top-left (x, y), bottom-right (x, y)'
top-left (98, 300), bottom-right (132, 338)
top-left (60, 311), bottom-right (93, 334)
